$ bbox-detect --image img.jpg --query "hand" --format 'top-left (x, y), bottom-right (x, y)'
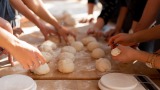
top-left (9, 41), bottom-right (46, 70)
top-left (79, 14), bottom-right (94, 23)
top-left (105, 28), bottom-right (120, 41)
top-left (87, 27), bottom-right (103, 38)
top-left (38, 22), bottom-right (59, 40)
top-left (111, 45), bottom-right (137, 63)
top-left (57, 26), bottom-right (76, 43)
top-left (108, 33), bottom-right (137, 48)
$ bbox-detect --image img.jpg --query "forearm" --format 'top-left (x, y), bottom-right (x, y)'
top-left (132, 25), bottom-right (160, 43)
top-left (0, 27), bottom-right (20, 52)
top-left (94, 18), bottom-right (105, 30)
top-left (88, 3), bottom-right (95, 14)
top-left (115, 7), bottom-right (128, 31)
top-left (10, 0), bottom-right (43, 28)
top-left (22, 0), bottom-right (61, 30)
top-left (134, 0), bottom-right (160, 32)
top-left (0, 18), bottom-right (13, 34)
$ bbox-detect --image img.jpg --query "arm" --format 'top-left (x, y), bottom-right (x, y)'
top-left (0, 27), bottom-right (46, 70)
top-left (105, 6), bottom-right (128, 38)
top-left (21, 0), bottom-right (62, 30)
top-left (108, 25), bottom-right (160, 47)
top-left (112, 45), bottom-right (160, 69)
top-left (134, 0), bottom-right (160, 32)
top-left (0, 17), bottom-right (13, 34)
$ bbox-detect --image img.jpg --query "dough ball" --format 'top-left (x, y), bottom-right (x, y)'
top-left (96, 58), bottom-right (111, 72)
top-left (111, 48), bottom-right (121, 56)
top-left (64, 16), bottom-right (76, 26)
top-left (41, 52), bottom-right (53, 63)
top-left (71, 41), bottom-right (84, 51)
top-left (91, 48), bottom-right (105, 59)
top-left (87, 41), bottom-right (100, 51)
top-left (32, 63), bottom-right (50, 75)
top-left (58, 59), bottom-right (74, 73)
top-left (81, 36), bottom-right (96, 46)
top-left (61, 46), bottom-right (76, 54)
top-left (39, 40), bottom-right (57, 52)
top-left (67, 35), bottom-right (75, 44)
top-left (59, 52), bottom-right (75, 61)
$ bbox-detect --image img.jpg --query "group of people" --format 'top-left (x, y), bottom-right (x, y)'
top-left (82, 0), bottom-right (160, 69)
top-left (1, 0), bottom-right (160, 70)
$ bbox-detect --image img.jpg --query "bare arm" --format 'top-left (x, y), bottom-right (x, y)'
top-left (134, 0), bottom-right (160, 32)
top-left (21, 0), bottom-right (62, 30)
top-left (0, 17), bottom-right (13, 34)
top-left (0, 27), bottom-right (46, 70)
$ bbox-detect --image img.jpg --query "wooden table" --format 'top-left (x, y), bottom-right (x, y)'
top-left (0, 24), bottom-right (160, 90)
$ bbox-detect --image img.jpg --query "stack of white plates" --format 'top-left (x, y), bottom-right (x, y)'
top-left (0, 74), bottom-right (37, 90)
top-left (98, 73), bottom-right (138, 90)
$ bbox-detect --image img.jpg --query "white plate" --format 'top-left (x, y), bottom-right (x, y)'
top-left (0, 74), bottom-right (36, 90)
top-left (100, 73), bottom-right (138, 90)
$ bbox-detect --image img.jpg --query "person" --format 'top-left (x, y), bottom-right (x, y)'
top-left (108, 0), bottom-right (160, 68)
top-left (0, 18), bottom-right (46, 70)
top-left (9, 0), bottom-right (75, 42)
top-left (105, 0), bottom-right (147, 40)
top-left (86, 0), bottom-right (119, 38)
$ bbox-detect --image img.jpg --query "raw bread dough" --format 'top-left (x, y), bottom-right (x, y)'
top-left (61, 46), bottom-right (76, 54)
top-left (100, 73), bottom-right (138, 90)
top-left (32, 63), bottom-right (50, 75)
top-left (59, 52), bottom-right (75, 61)
top-left (0, 74), bottom-right (37, 90)
top-left (41, 52), bottom-right (53, 63)
top-left (95, 58), bottom-right (111, 72)
top-left (67, 35), bottom-right (75, 44)
top-left (71, 41), bottom-right (84, 51)
top-left (91, 48), bottom-right (105, 59)
top-left (87, 41), bottom-right (100, 51)
top-left (81, 36), bottom-right (96, 45)
top-left (39, 40), bottom-right (57, 52)
top-left (64, 16), bottom-right (76, 26)
top-left (63, 10), bottom-right (71, 19)
top-left (58, 59), bottom-right (74, 73)
top-left (111, 47), bottom-right (121, 56)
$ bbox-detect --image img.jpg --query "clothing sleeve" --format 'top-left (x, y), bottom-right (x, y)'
top-left (120, 0), bottom-right (127, 7)
top-left (98, 0), bottom-right (118, 24)
top-left (88, 0), bottom-right (98, 4)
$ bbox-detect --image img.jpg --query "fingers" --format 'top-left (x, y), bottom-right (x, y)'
top-left (108, 34), bottom-right (121, 47)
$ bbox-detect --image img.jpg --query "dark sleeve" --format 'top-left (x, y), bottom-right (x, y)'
top-left (98, 0), bottom-right (118, 24)
top-left (120, 0), bottom-right (127, 7)
top-left (88, 0), bottom-right (98, 4)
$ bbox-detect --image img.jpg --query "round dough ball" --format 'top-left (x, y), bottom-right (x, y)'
top-left (71, 41), bottom-right (84, 51)
top-left (111, 48), bottom-right (121, 56)
top-left (81, 36), bottom-right (96, 46)
top-left (59, 52), bottom-right (75, 61)
top-left (61, 46), bottom-right (76, 54)
top-left (58, 59), bottom-right (74, 73)
top-left (96, 58), bottom-right (111, 72)
top-left (63, 10), bottom-right (71, 19)
top-left (41, 52), bottom-right (53, 63)
top-left (32, 63), bottom-right (50, 75)
top-left (91, 48), bottom-right (105, 59)
top-left (67, 35), bottom-right (75, 44)
top-left (87, 41), bottom-right (100, 51)
top-left (64, 16), bottom-right (76, 26)
top-left (39, 40), bottom-right (57, 52)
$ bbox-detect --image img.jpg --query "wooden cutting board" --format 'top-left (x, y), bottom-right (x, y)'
top-left (0, 24), bottom-right (160, 80)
